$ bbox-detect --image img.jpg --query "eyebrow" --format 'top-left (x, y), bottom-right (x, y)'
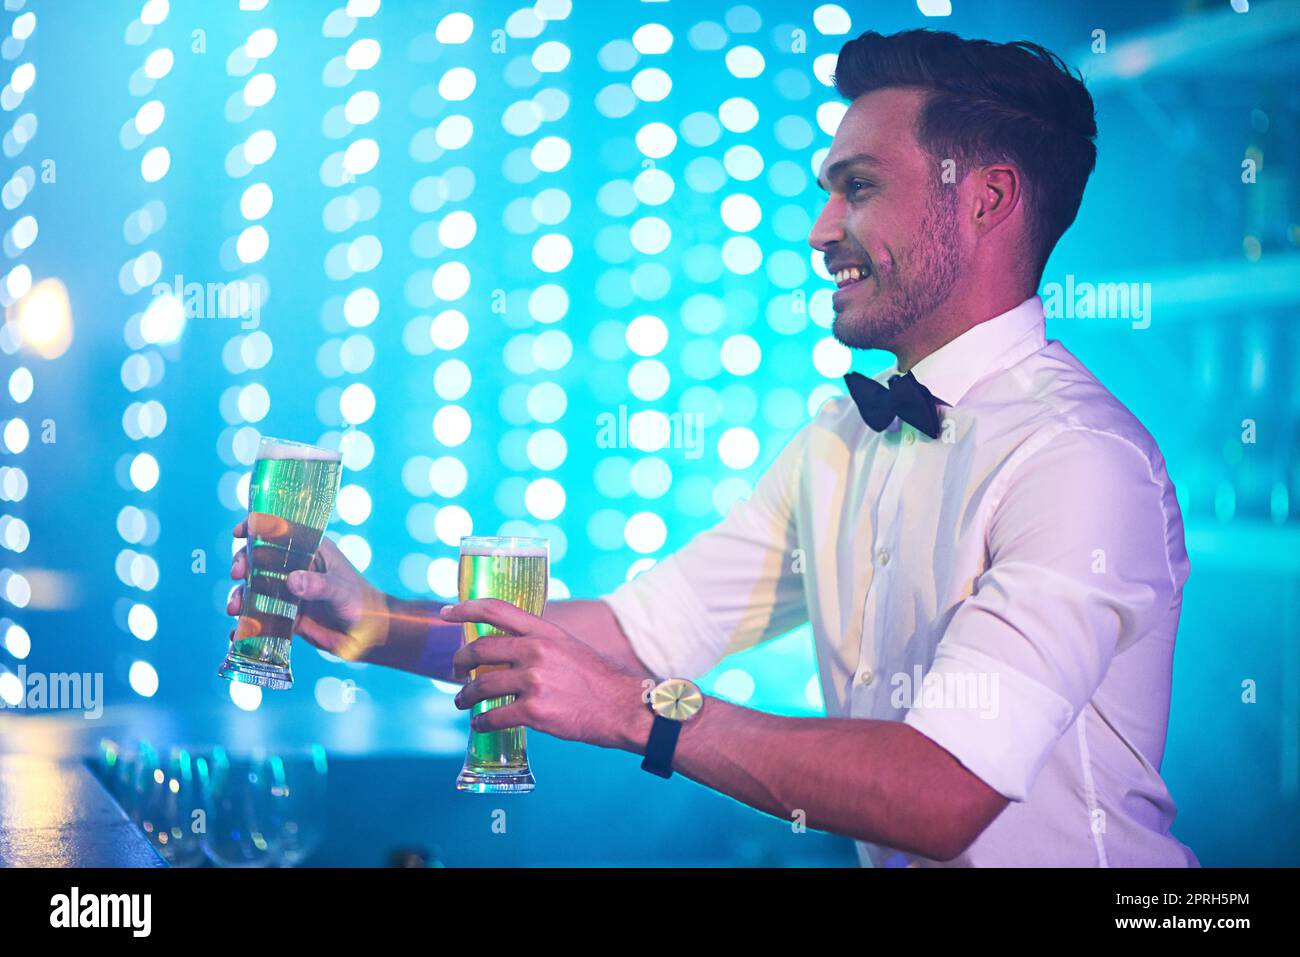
top-left (816, 152), bottom-right (885, 192)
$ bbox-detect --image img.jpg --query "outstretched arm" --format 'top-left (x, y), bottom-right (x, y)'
top-left (444, 598), bottom-right (1008, 862)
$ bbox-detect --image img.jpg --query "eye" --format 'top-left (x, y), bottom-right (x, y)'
top-left (847, 178), bottom-right (874, 197)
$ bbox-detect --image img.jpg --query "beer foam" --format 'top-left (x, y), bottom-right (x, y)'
top-left (258, 440), bottom-right (341, 462)
top-left (460, 542), bottom-right (548, 558)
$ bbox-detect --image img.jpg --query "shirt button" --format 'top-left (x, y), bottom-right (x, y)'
top-left (904, 432), bottom-right (915, 445)
top-left (858, 668), bottom-right (874, 686)
top-left (877, 549), bottom-right (890, 566)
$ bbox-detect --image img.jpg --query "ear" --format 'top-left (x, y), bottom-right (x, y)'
top-left (971, 163), bottom-right (1022, 234)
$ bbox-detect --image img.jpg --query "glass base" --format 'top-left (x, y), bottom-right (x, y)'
top-left (455, 767), bottom-right (535, 793)
top-left (218, 655), bottom-right (293, 690)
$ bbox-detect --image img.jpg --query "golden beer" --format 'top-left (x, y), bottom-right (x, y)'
top-left (219, 437), bottom-right (342, 690)
top-left (455, 536), bottom-right (548, 793)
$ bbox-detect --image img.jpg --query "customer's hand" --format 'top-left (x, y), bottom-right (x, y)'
top-left (227, 517), bottom-right (392, 662)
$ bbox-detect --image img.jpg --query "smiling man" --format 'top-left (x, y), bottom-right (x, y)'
top-left (229, 29), bottom-right (1198, 867)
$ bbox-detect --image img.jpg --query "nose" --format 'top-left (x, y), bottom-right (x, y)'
top-left (808, 194), bottom-right (844, 252)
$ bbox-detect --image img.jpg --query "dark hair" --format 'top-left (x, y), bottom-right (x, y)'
top-left (833, 29), bottom-right (1097, 280)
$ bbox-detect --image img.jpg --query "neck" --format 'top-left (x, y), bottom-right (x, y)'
top-left (891, 282), bottom-right (1034, 373)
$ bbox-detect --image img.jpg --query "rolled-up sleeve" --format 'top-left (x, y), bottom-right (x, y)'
top-left (903, 426), bottom-right (1179, 802)
top-left (600, 422), bottom-right (811, 679)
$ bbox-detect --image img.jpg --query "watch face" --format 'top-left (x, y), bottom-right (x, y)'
top-left (651, 678), bottom-right (703, 721)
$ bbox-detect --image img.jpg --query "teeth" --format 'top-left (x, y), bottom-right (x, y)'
top-left (834, 267), bottom-right (864, 286)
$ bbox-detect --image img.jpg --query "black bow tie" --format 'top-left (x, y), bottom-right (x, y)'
top-left (843, 370), bottom-right (943, 439)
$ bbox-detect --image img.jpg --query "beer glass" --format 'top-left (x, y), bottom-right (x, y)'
top-left (455, 535), bottom-right (548, 793)
top-left (219, 436), bottom-right (342, 690)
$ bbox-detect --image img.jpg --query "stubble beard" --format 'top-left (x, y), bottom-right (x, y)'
top-left (832, 183), bottom-right (963, 353)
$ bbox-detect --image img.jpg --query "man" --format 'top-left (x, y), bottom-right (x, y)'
top-left (228, 30), bottom-right (1197, 866)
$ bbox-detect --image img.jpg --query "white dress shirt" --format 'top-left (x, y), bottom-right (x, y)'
top-left (601, 295), bottom-right (1199, 867)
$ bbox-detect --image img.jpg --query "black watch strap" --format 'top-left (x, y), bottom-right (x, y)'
top-left (640, 713), bottom-right (682, 779)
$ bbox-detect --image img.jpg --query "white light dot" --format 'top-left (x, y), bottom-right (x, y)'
top-left (725, 45), bottom-right (765, 78)
top-left (432, 262), bottom-right (471, 300)
top-left (340, 382), bottom-right (376, 424)
top-left (140, 0), bottom-right (170, 25)
top-left (336, 483), bottom-right (373, 524)
top-left (435, 115), bottom-right (474, 150)
top-left (632, 23), bottom-right (673, 54)
top-left (433, 405), bottom-right (471, 446)
top-left (718, 427), bottom-right (760, 469)
top-left (3, 623), bottom-right (30, 658)
top-left (805, 674), bottom-right (825, 709)
top-left (0, 672), bottom-right (21, 706)
top-left (721, 194), bottom-right (762, 232)
top-left (629, 217), bottom-right (671, 255)
top-left (817, 101), bottom-right (848, 136)
top-left (230, 681), bottom-right (263, 710)
top-left (143, 49), bottom-right (173, 80)
top-left (129, 449), bottom-right (159, 488)
top-left (720, 334), bottom-right (762, 375)
top-left (813, 4), bottom-right (853, 35)
top-left (345, 38), bottom-right (381, 70)
top-left (427, 556), bottom-right (458, 596)
top-left (429, 456), bottom-right (468, 497)
top-left (243, 72), bottom-right (276, 107)
top-left (431, 309), bottom-right (469, 348)
top-left (8, 367), bottom-right (33, 403)
top-left (434, 504), bottom-right (473, 545)
top-left (526, 429), bottom-right (567, 471)
top-left (631, 67), bottom-right (671, 102)
top-left (432, 359), bottom-right (471, 401)
top-left (439, 67), bottom-right (477, 101)
top-left (435, 12), bottom-right (474, 44)
top-left (244, 129), bottom-right (277, 165)
top-left (128, 603), bottom-right (158, 641)
top-left (11, 14), bottom-right (35, 41)
top-left (3, 419), bottom-right (29, 454)
top-left (343, 138), bottom-right (379, 176)
top-left (236, 383), bottom-right (270, 422)
top-left (532, 234), bottom-right (573, 272)
top-left (628, 410), bottom-right (670, 451)
top-left (813, 337), bottom-right (853, 377)
top-left (813, 53), bottom-right (838, 87)
top-left (714, 668), bottom-right (756, 703)
top-left (140, 294), bottom-right (185, 345)
top-left (531, 135), bottom-right (571, 172)
top-left (343, 287), bottom-right (379, 327)
top-left (626, 315), bottom-right (668, 356)
top-left (236, 225), bottom-right (269, 264)
top-left (532, 40), bottom-right (571, 72)
top-left (240, 182), bottom-right (273, 220)
top-left (438, 210), bottom-right (477, 249)
top-left (246, 28), bottom-right (278, 59)
top-left (635, 122), bottom-right (677, 159)
top-left (134, 100), bottom-right (165, 135)
top-left (719, 97), bottom-right (759, 133)
top-left (525, 477), bottom-right (565, 520)
top-left (129, 660), bottom-right (159, 698)
top-left (141, 146), bottom-right (171, 182)
top-left (344, 89), bottom-right (380, 124)
top-left (722, 235), bottom-right (763, 274)
top-left (625, 512), bottom-right (667, 553)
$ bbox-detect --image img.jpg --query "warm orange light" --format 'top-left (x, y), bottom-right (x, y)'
top-left (13, 277), bottom-right (73, 360)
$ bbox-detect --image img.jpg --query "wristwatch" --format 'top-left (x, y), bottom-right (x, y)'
top-left (640, 677), bottom-right (704, 779)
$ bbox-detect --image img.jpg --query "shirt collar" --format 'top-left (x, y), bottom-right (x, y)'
top-left (881, 295), bottom-right (1047, 407)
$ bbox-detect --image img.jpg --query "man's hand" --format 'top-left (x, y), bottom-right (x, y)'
top-left (227, 517), bottom-right (393, 663)
top-left (443, 598), bottom-right (652, 752)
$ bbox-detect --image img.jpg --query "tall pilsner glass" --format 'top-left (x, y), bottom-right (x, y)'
top-left (455, 536), bottom-right (549, 793)
top-left (219, 437), bottom-right (343, 690)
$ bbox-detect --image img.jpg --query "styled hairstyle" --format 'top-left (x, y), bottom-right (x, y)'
top-left (833, 29), bottom-right (1098, 281)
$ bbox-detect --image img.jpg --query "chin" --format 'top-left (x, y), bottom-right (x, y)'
top-left (831, 310), bottom-right (887, 352)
